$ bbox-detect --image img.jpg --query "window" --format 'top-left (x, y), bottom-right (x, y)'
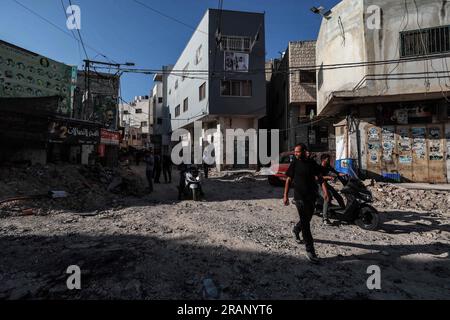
top-left (299, 70), bottom-right (316, 83)
top-left (175, 80), bottom-right (178, 90)
top-left (221, 36), bottom-right (251, 52)
top-left (182, 63), bottom-right (189, 81)
top-left (221, 80), bottom-right (252, 97)
top-left (175, 105), bottom-right (180, 117)
top-left (123, 110), bottom-right (129, 115)
top-left (141, 121), bottom-right (148, 127)
top-left (135, 109), bottom-right (143, 114)
top-left (183, 97), bottom-right (189, 112)
top-left (195, 45), bottom-right (202, 65)
top-left (158, 97), bottom-right (163, 104)
top-left (400, 26), bottom-right (450, 57)
top-left (199, 82), bottom-right (206, 101)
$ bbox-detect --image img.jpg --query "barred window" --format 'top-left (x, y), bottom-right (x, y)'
top-left (175, 105), bottom-right (180, 117)
top-left (400, 26), bottom-right (450, 57)
top-left (221, 36), bottom-right (251, 52)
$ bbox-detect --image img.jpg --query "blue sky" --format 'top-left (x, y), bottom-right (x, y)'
top-left (1, 0), bottom-right (340, 101)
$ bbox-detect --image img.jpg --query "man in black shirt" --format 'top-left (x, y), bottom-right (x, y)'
top-left (283, 144), bottom-right (328, 264)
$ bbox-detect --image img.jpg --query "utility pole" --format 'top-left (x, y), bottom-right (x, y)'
top-left (82, 59), bottom-right (135, 125)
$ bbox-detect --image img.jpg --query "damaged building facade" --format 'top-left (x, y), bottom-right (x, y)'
top-left (167, 9), bottom-right (266, 170)
top-left (267, 41), bottom-right (335, 157)
top-left (317, 0), bottom-right (450, 183)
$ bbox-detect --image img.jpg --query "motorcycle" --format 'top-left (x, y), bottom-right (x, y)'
top-left (180, 165), bottom-right (203, 201)
top-left (316, 168), bottom-right (380, 231)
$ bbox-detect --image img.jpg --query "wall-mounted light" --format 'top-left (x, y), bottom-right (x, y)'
top-left (310, 6), bottom-right (332, 19)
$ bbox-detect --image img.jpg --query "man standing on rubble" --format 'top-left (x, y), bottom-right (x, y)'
top-left (144, 150), bottom-right (155, 194)
top-left (283, 144), bottom-right (328, 264)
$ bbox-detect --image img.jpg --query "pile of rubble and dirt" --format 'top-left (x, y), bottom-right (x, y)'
top-left (368, 182), bottom-right (450, 215)
top-left (0, 164), bottom-right (148, 217)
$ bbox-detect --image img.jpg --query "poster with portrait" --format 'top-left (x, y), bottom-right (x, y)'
top-left (224, 52), bottom-right (249, 72)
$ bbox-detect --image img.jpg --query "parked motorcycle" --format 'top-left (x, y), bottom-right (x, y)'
top-left (180, 165), bottom-right (203, 201)
top-left (316, 168), bottom-right (380, 231)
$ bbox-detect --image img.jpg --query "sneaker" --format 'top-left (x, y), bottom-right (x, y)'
top-left (323, 219), bottom-right (332, 226)
top-left (305, 252), bottom-right (320, 264)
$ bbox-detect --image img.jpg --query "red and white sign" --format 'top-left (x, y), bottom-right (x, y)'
top-left (100, 129), bottom-right (120, 146)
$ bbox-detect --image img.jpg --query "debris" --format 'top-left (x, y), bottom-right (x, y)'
top-left (202, 278), bottom-right (221, 300)
top-left (21, 208), bottom-right (34, 216)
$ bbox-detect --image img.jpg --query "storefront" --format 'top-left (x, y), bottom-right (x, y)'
top-left (47, 118), bottom-right (100, 164)
top-left (99, 129), bottom-right (121, 167)
top-left (336, 99), bottom-right (450, 183)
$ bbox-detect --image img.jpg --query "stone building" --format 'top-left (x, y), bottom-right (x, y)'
top-left (267, 40), bottom-right (335, 155)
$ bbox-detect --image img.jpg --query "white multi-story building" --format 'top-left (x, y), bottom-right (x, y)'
top-left (166, 9), bottom-right (266, 170)
top-left (119, 95), bottom-right (151, 149)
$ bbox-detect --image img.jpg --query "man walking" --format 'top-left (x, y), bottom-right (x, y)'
top-left (283, 144), bottom-right (328, 264)
top-left (163, 153), bottom-right (172, 184)
top-left (154, 153), bottom-right (162, 184)
top-left (144, 150), bottom-right (154, 194)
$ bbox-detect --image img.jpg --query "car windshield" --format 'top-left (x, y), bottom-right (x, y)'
top-left (280, 155), bottom-right (294, 164)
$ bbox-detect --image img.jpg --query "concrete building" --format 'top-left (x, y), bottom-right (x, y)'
top-left (267, 41), bottom-right (335, 155)
top-left (149, 72), bottom-right (171, 155)
top-left (167, 9), bottom-right (266, 170)
top-left (119, 96), bottom-right (151, 150)
top-left (317, 0), bottom-right (450, 183)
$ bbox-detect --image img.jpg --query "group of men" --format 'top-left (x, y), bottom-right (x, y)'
top-left (283, 143), bottom-right (345, 264)
top-left (143, 150), bottom-right (173, 193)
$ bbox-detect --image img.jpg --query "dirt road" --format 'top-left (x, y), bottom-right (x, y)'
top-left (0, 167), bottom-right (449, 299)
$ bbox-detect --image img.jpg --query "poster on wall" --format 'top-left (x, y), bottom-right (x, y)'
top-left (412, 127), bottom-right (427, 160)
top-left (382, 127), bottom-right (395, 162)
top-left (398, 128), bottom-right (411, 152)
top-left (428, 127), bottom-right (443, 161)
top-left (0, 40), bottom-right (77, 116)
top-left (224, 52), bottom-right (249, 72)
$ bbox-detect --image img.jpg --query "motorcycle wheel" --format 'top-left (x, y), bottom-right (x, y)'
top-left (355, 206), bottom-right (380, 231)
top-left (192, 189), bottom-right (198, 202)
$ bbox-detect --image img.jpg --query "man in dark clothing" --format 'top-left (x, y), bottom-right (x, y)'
top-left (318, 154), bottom-right (346, 225)
top-left (163, 154), bottom-right (172, 184)
top-left (283, 144), bottom-right (328, 264)
top-left (153, 154), bottom-right (162, 184)
top-left (143, 151), bottom-right (154, 193)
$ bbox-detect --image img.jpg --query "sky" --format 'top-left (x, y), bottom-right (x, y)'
top-left (0, 0), bottom-right (341, 102)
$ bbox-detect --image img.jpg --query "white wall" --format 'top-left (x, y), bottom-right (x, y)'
top-left (168, 11), bottom-right (209, 131)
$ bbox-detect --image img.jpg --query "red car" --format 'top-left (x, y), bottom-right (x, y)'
top-left (268, 152), bottom-right (295, 186)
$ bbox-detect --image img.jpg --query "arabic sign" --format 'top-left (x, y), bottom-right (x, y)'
top-left (224, 52), bottom-right (249, 72)
top-left (100, 129), bottom-right (121, 146)
top-left (0, 40), bottom-right (77, 116)
top-left (48, 120), bottom-right (100, 145)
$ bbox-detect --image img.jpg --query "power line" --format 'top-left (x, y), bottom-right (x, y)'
top-left (11, 0), bottom-right (115, 64)
top-left (132, 0), bottom-right (209, 35)
top-left (90, 52), bottom-right (450, 76)
top-left (68, 0), bottom-right (89, 60)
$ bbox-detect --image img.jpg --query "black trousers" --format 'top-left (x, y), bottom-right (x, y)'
top-left (294, 198), bottom-right (316, 254)
top-left (163, 167), bottom-right (172, 183)
top-left (203, 163), bottom-right (209, 179)
top-left (154, 167), bottom-right (161, 183)
top-left (146, 170), bottom-right (154, 193)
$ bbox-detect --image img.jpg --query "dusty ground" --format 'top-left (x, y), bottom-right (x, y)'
top-left (0, 165), bottom-right (449, 300)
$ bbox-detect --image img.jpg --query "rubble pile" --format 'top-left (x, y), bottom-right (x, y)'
top-left (0, 164), bottom-right (147, 216)
top-left (369, 182), bottom-right (450, 215)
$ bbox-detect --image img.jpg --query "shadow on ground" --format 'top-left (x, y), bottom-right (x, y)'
top-left (0, 233), bottom-right (449, 300)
